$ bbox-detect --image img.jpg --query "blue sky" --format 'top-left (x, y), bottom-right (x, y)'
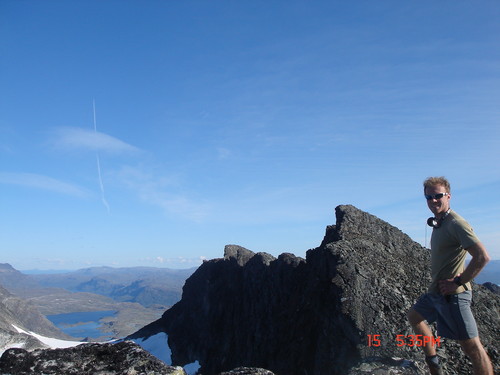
top-left (1, 1), bottom-right (499, 270)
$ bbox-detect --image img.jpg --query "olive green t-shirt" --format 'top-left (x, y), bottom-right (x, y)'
top-left (429, 210), bottom-right (478, 294)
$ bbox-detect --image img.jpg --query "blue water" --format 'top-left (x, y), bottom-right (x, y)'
top-left (47, 310), bottom-right (116, 339)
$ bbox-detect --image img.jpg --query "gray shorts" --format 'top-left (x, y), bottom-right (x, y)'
top-left (412, 290), bottom-right (478, 340)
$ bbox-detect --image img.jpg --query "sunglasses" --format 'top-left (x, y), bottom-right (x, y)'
top-left (425, 193), bottom-right (449, 200)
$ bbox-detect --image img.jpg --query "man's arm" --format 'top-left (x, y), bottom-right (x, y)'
top-left (460, 241), bottom-right (491, 283)
top-left (438, 241), bottom-right (490, 295)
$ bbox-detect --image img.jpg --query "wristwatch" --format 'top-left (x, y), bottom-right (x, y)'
top-left (453, 276), bottom-right (463, 286)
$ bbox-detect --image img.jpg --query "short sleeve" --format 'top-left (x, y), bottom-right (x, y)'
top-left (450, 218), bottom-right (479, 250)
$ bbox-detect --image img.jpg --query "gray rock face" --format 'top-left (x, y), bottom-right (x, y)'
top-left (133, 205), bottom-right (499, 375)
top-left (0, 341), bottom-right (186, 375)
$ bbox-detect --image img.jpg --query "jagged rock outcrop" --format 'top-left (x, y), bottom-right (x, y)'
top-left (0, 341), bottom-right (186, 374)
top-left (132, 205), bottom-right (499, 375)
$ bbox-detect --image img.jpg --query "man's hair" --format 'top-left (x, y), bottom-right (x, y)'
top-left (423, 176), bottom-right (451, 193)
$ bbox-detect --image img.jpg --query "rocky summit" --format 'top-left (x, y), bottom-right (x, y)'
top-left (133, 205), bottom-right (499, 375)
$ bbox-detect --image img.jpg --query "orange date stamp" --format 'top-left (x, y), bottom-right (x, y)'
top-left (367, 334), bottom-right (441, 347)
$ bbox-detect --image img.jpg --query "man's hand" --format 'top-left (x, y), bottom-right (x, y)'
top-left (438, 277), bottom-right (459, 295)
top-left (439, 242), bottom-right (491, 296)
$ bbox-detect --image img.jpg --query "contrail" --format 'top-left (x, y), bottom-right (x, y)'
top-left (93, 99), bottom-right (111, 214)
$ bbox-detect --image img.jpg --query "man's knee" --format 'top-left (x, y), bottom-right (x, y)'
top-left (459, 337), bottom-right (493, 374)
top-left (459, 337), bottom-right (484, 359)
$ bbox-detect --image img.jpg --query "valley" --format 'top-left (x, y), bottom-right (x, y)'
top-left (0, 264), bottom-right (195, 341)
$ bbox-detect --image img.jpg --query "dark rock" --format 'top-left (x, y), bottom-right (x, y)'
top-left (482, 281), bottom-right (500, 295)
top-left (224, 245), bottom-right (257, 266)
top-left (0, 340), bottom-right (185, 374)
top-left (132, 205), bottom-right (499, 375)
top-left (346, 357), bottom-right (427, 374)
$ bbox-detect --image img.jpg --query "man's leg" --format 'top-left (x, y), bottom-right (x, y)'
top-left (408, 308), bottom-right (443, 374)
top-left (408, 308), bottom-right (437, 356)
top-left (459, 337), bottom-right (493, 375)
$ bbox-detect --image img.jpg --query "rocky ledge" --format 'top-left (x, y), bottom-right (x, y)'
top-left (0, 341), bottom-right (285, 375)
top-left (0, 341), bottom-right (184, 375)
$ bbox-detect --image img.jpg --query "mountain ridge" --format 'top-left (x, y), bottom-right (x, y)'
top-left (131, 205), bottom-right (499, 375)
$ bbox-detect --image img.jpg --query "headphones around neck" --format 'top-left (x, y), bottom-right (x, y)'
top-left (427, 209), bottom-right (451, 228)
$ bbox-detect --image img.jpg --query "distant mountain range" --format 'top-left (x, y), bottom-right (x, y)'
top-left (0, 264), bottom-right (196, 340)
top-left (28, 266), bottom-right (196, 307)
top-left (0, 264), bottom-right (195, 308)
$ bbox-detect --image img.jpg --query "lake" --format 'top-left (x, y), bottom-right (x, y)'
top-left (47, 310), bottom-right (117, 340)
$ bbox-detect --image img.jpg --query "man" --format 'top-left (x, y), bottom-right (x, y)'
top-left (407, 176), bottom-right (493, 375)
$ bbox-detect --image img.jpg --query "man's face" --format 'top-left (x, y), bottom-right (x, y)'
top-left (425, 184), bottom-right (451, 217)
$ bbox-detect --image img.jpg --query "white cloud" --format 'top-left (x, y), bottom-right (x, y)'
top-left (0, 172), bottom-right (89, 198)
top-left (139, 256), bottom-right (206, 266)
top-left (116, 166), bottom-right (210, 222)
top-left (52, 127), bottom-right (139, 154)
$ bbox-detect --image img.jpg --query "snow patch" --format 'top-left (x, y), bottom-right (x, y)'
top-left (0, 342), bottom-right (25, 357)
top-left (6, 325), bottom-right (202, 374)
top-left (11, 324), bottom-right (84, 349)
